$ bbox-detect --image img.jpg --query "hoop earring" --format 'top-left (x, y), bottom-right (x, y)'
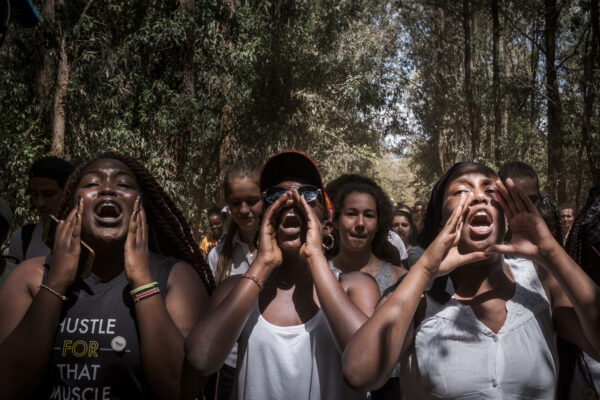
top-left (322, 233), bottom-right (335, 251)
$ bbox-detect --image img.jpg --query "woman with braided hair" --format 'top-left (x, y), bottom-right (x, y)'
top-left (0, 152), bottom-right (212, 400)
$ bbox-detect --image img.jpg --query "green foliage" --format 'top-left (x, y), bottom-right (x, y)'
top-left (396, 0), bottom-right (599, 208)
top-left (1, 0), bottom-right (404, 234)
top-left (2, 0), bottom-right (597, 240)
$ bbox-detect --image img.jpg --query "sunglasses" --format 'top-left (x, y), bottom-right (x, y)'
top-left (262, 185), bottom-right (322, 206)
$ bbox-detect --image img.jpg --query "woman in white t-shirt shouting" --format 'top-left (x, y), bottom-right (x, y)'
top-left (343, 162), bottom-right (600, 399)
top-left (184, 151), bottom-right (380, 400)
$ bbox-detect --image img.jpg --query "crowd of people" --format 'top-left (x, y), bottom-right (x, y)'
top-left (0, 152), bottom-right (598, 400)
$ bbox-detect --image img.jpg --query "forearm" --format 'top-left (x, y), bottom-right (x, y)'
top-left (135, 294), bottom-right (187, 400)
top-left (343, 262), bottom-right (430, 392)
top-left (542, 244), bottom-right (600, 354)
top-left (184, 261), bottom-right (272, 376)
top-left (308, 254), bottom-right (370, 349)
top-left (0, 290), bottom-right (64, 399)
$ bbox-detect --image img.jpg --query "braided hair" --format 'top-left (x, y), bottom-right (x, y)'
top-left (566, 185), bottom-right (600, 283)
top-left (559, 185), bottom-right (600, 399)
top-left (214, 160), bottom-right (262, 284)
top-left (57, 152), bottom-right (215, 293)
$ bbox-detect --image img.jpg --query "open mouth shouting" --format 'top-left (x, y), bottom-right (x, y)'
top-left (94, 199), bottom-right (124, 227)
top-left (467, 207), bottom-right (494, 239)
top-left (278, 208), bottom-right (304, 237)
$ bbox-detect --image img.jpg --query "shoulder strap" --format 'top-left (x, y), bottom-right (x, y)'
top-left (21, 223), bottom-right (36, 258)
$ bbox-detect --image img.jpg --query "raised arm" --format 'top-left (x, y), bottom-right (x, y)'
top-left (0, 201), bottom-right (84, 399)
top-left (294, 190), bottom-right (380, 350)
top-left (343, 194), bottom-right (487, 392)
top-left (119, 196), bottom-right (207, 400)
top-left (183, 193), bottom-right (292, 380)
top-left (490, 179), bottom-right (600, 360)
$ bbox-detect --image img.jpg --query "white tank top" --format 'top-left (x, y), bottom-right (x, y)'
top-left (235, 301), bottom-right (366, 400)
top-left (398, 257), bottom-right (558, 399)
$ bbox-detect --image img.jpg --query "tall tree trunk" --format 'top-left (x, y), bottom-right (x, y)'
top-left (529, 24), bottom-right (540, 134)
top-left (34, 0), bottom-right (56, 139)
top-left (502, 23), bottom-right (511, 158)
top-left (582, 0), bottom-right (600, 185)
top-left (575, 144), bottom-right (584, 211)
top-left (463, 0), bottom-right (479, 159)
top-left (434, 7), bottom-right (447, 174)
top-left (51, 35), bottom-right (69, 157)
top-left (544, 0), bottom-right (565, 202)
top-left (36, 0), bottom-right (55, 100)
top-left (175, 0), bottom-right (195, 177)
top-left (492, 0), bottom-right (501, 164)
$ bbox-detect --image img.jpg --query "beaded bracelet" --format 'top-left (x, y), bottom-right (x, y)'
top-left (242, 273), bottom-right (264, 291)
top-left (39, 284), bottom-right (68, 301)
top-left (133, 287), bottom-right (161, 303)
top-left (129, 281), bottom-right (159, 297)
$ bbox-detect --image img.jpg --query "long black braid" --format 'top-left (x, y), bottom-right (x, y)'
top-left (566, 185), bottom-right (600, 278)
top-left (57, 152), bottom-right (215, 294)
top-left (557, 185), bottom-right (600, 399)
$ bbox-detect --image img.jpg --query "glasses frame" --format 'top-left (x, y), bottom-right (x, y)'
top-left (262, 185), bottom-right (322, 206)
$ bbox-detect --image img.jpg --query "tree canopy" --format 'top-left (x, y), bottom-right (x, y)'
top-left (1, 0), bottom-right (598, 231)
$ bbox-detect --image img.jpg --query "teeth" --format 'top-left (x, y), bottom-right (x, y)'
top-left (475, 211), bottom-right (487, 216)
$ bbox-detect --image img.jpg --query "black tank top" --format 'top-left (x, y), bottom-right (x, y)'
top-left (33, 252), bottom-right (176, 400)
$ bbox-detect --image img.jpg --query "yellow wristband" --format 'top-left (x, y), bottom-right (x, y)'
top-left (129, 282), bottom-right (158, 296)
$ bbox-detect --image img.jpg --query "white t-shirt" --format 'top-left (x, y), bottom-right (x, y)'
top-left (208, 231), bottom-right (253, 277)
top-left (387, 230), bottom-right (408, 261)
top-left (8, 221), bottom-right (51, 262)
top-left (235, 302), bottom-right (366, 400)
top-left (399, 257), bottom-right (558, 399)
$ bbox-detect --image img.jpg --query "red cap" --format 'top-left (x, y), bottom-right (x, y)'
top-left (260, 151), bottom-right (335, 222)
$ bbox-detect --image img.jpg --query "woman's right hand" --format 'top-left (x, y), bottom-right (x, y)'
top-left (45, 197), bottom-right (84, 292)
top-left (255, 192), bottom-right (294, 271)
top-left (417, 193), bottom-right (488, 280)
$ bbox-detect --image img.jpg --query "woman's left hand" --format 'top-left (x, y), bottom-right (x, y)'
top-left (293, 189), bottom-right (325, 262)
top-left (486, 179), bottom-right (559, 267)
top-left (124, 194), bottom-right (151, 286)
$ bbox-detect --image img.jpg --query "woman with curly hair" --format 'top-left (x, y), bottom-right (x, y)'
top-left (326, 174), bottom-right (407, 294)
top-left (0, 152), bottom-right (212, 400)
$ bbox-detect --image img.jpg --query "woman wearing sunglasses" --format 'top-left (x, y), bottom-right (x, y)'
top-left (184, 151), bottom-right (380, 399)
